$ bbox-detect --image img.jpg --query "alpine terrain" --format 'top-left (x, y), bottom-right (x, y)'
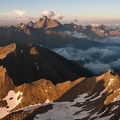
top-left (0, 15), bottom-right (120, 120)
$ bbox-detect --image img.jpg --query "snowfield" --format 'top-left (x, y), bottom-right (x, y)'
top-left (0, 90), bottom-right (23, 119)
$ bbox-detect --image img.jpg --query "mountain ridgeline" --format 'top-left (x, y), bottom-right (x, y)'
top-left (0, 15), bottom-right (120, 48)
top-left (0, 43), bottom-right (93, 86)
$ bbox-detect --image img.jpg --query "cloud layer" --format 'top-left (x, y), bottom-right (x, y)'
top-left (12, 10), bottom-right (27, 17)
top-left (63, 31), bottom-right (88, 39)
top-left (84, 62), bottom-right (111, 74)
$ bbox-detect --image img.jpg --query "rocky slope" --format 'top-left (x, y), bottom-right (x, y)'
top-left (0, 43), bottom-right (94, 118)
top-left (0, 43), bottom-right (93, 86)
top-left (0, 71), bottom-right (84, 119)
top-left (35, 15), bottom-right (62, 29)
top-left (0, 44), bottom-right (120, 119)
top-left (1, 70), bottom-right (120, 120)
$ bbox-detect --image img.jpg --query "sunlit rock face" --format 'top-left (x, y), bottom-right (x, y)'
top-left (1, 70), bottom-right (120, 120)
top-left (35, 15), bottom-right (62, 29)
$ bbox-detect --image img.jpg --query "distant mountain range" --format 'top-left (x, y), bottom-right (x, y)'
top-left (0, 15), bottom-right (120, 48)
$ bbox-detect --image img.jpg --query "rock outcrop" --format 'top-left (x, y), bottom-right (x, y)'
top-left (1, 70), bottom-right (120, 120)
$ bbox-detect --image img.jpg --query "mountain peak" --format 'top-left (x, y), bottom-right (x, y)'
top-left (40, 14), bottom-right (48, 20)
top-left (35, 15), bottom-right (62, 29)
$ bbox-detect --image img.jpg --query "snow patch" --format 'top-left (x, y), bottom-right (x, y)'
top-left (19, 104), bottom-right (41, 112)
top-left (45, 90), bottom-right (48, 92)
top-left (90, 89), bottom-right (106, 101)
top-left (104, 78), bottom-right (114, 93)
top-left (98, 114), bottom-right (114, 120)
top-left (33, 93), bottom-right (92, 120)
top-left (111, 105), bottom-right (119, 111)
top-left (33, 91), bottom-right (116, 120)
top-left (116, 94), bottom-right (120, 101)
top-left (86, 92), bottom-right (97, 99)
top-left (99, 29), bottom-right (105, 33)
top-left (36, 65), bottom-right (39, 70)
top-left (45, 99), bottom-right (51, 104)
top-left (0, 90), bottom-right (23, 119)
top-left (15, 99), bottom-right (52, 112)
top-left (108, 78), bottom-right (114, 87)
top-left (21, 49), bottom-right (23, 53)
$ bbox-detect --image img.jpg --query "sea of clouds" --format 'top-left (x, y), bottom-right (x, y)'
top-left (52, 36), bottom-right (120, 75)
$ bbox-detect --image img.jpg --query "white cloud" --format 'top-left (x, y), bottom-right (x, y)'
top-left (42, 10), bottom-right (55, 18)
top-left (23, 16), bottom-right (38, 21)
top-left (91, 23), bottom-right (100, 27)
top-left (101, 37), bottom-right (120, 44)
top-left (63, 31), bottom-right (88, 39)
top-left (52, 45), bottom-right (120, 74)
top-left (110, 59), bottom-right (120, 69)
top-left (42, 10), bottom-right (63, 20)
top-left (53, 46), bottom-right (117, 62)
top-left (74, 19), bottom-right (78, 22)
top-left (52, 13), bottom-right (63, 20)
top-left (12, 10), bottom-right (27, 17)
top-left (84, 62), bottom-right (111, 75)
top-left (53, 46), bottom-right (85, 61)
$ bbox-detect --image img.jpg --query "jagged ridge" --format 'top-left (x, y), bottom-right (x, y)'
top-left (0, 43), bottom-right (93, 86)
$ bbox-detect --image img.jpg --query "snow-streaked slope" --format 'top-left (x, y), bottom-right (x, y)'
top-left (34, 94), bottom-right (88, 120)
top-left (16, 99), bottom-right (51, 112)
top-left (32, 70), bottom-right (120, 120)
top-left (0, 90), bottom-right (23, 119)
top-left (33, 91), bottom-right (118, 120)
top-left (1, 70), bottom-right (120, 120)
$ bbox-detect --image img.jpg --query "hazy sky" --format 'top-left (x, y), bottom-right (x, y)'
top-left (0, 0), bottom-right (120, 25)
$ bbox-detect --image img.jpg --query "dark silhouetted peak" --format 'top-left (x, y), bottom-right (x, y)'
top-left (27, 21), bottom-right (34, 27)
top-left (63, 23), bottom-right (83, 32)
top-left (0, 43), bottom-right (93, 86)
top-left (86, 25), bottom-right (92, 29)
top-left (40, 15), bottom-right (48, 20)
top-left (99, 25), bottom-right (109, 31)
top-left (17, 23), bottom-right (26, 29)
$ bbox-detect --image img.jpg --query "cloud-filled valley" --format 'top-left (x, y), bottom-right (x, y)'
top-left (52, 37), bottom-right (120, 75)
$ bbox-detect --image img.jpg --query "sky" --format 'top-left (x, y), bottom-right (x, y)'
top-left (0, 0), bottom-right (120, 25)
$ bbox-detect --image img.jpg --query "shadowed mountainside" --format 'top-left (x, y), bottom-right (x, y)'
top-left (0, 43), bottom-right (93, 86)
